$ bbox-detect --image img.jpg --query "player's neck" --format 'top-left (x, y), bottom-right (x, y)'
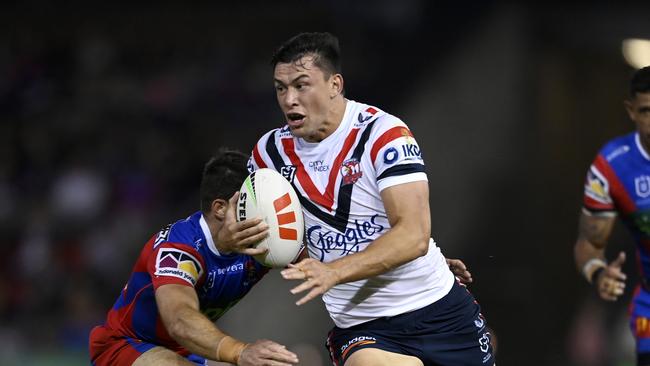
top-left (307, 97), bottom-right (347, 143)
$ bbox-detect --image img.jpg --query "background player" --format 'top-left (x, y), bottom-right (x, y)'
top-left (249, 32), bottom-right (494, 366)
top-left (89, 149), bottom-right (299, 365)
top-left (574, 66), bottom-right (650, 366)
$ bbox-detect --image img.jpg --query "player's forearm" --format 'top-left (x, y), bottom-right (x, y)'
top-left (330, 222), bottom-right (429, 283)
top-left (574, 238), bottom-right (605, 269)
top-left (166, 306), bottom-right (246, 362)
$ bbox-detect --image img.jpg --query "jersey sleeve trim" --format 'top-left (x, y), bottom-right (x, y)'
top-left (370, 126), bottom-right (413, 164)
top-left (581, 206), bottom-right (617, 217)
top-left (377, 163), bottom-right (425, 180)
top-left (378, 172), bottom-right (428, 192)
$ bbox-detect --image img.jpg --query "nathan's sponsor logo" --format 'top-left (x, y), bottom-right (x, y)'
top-left (217, 263), bottom-right (244, 275)
top-left (383, 147), bottom-right (398, 164)
top-left (281, 165), bottom-right (297, 183)
top-left (154, 224), bottom-right (172, 247)
top-left (308, 160), bottom-right (329, 172)
top-left (341, 158), bottom-right (362, 185)
top-left (584, 167), bottom-right (611, 204)
top-left (636, 175), bottom-right (650, 198)
top-left (340, 336), bottom-right (377, 358)
top-left (155, 249), bottom-right (203, 285)
top-left (401, 143), bottom-right (421, 158)
top-left (307, 215), bottom-right (384, 261)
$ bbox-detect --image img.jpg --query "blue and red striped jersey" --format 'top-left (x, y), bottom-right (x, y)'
top-left (100, 211), bottom-right (269, 354)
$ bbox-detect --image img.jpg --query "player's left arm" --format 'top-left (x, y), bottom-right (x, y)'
top-left (282, 180), bottom-right (430, 305)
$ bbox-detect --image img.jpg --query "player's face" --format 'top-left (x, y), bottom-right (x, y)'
top-left (626, 92), bottom-right (650, 147)
top-left (273, 55), bottom-right (340, 142)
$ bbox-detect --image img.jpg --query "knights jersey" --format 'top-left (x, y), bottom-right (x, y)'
top-left (100, 211), bottom-right (269, 354)
top-left (248, 99), bottom-right (455, 328)
top-left (583, 132), bottom-right (650, 281)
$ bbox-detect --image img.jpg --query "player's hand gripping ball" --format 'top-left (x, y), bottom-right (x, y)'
top-left (237, 169), bottom-right (304, 268)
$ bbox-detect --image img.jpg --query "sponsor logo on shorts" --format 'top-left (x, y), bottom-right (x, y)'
top-left (155, 248), bottom-right (203, 285)
top-left (474, 315), bottom-right (485, 330)
top-left (340, 336), bottom-right (377, 359)
top-left (479, 332), bottom-right (491, 353)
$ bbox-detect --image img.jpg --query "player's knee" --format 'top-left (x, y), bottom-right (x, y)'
top-left (345, 348), bottom-right (424, 366)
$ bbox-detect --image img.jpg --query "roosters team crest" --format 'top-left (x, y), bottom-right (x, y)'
top-left (341, 159), bottom-right (362, 185)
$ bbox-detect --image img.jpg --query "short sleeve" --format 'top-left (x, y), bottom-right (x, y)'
top-left (582, 154), bottom-right (617, 217)
top-left (147, 243), bottom-right (205, 289)
top-left (368, 117), bottom-right (427, 192)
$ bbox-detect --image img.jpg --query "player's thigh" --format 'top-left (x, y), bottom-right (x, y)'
top-left (345, 348), bottom-right (424, 366)
top-left (132, 346), bottom-right (195, 366)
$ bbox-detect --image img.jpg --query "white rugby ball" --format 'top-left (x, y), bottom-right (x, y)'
top-left (237, 168), bottom-right (304, 268)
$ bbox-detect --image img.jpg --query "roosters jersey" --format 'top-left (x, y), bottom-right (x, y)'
top-left (249, 99), bottom-right (455, 328)
top-left (99, 211), bottom-right (269, 353)
top-left (583, 132), bottom-right (650, 281)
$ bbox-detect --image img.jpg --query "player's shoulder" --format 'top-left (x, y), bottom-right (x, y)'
top-left (255, 124), bottom-right (293, 145)
top-left (154, 211), bottom-right (204, 252)
top-left (348, 100), bottom-right (406, 133)
top-left (598, 131), bottom-right (636, 163)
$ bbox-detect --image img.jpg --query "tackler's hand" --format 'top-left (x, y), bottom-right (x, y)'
top-left (215, 192), bottom-right (269, 256)
top-left (447, 258), bottom-right (473, 284)
top-left (595, 251), bottom-right (627, 301)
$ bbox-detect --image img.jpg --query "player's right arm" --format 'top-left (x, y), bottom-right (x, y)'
top-left (574, 155), bottom-right (627, 301)
top-left (155, 283), bottom-right (299, 365)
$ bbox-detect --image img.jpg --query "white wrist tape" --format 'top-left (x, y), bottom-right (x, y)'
top-left (582, 258), bottom-right (607, 283)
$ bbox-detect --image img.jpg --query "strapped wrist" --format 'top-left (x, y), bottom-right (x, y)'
top-left (216, 335), bottom-right (248, 365)
top-left (582, 258), bottom-right (607, 284)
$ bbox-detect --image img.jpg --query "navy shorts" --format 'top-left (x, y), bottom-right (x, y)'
top-left (326, 281), bottom-right (494, 366)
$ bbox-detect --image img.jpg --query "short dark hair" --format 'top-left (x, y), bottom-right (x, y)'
top-left (630, 66), bottom-right (650, 97)
top-left (271, 32), bottom-right (342, 78)
top-left (200, 148), bottom-right (249, 214)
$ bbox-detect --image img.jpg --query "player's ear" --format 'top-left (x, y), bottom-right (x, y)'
top-left (330, 73), bottom-right (343, 98)
top-left (211, 198), bottom-right (228, 220)
top-left (624, 99), bottom-right (635, 120)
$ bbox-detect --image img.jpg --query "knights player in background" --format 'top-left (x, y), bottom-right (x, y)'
top-left (574, 66), bottom-right (650, 366)
top-left (89, 149), bottom-right (300, 366)
top-left (249, 32), bottom-right (494, 366)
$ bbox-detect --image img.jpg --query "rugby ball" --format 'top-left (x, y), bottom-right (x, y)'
top-left (237, 168), bottom-right (304, 268)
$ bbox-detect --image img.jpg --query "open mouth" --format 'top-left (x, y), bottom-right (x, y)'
top-left (286, 112), bottom-right (305, 127)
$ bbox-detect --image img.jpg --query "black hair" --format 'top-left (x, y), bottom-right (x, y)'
top-left (630, 66), bottom-right (650, 97)
top-left (199, 148), bottom-right (249, 214)
top-left (270, 32), bottom-right (342, 78)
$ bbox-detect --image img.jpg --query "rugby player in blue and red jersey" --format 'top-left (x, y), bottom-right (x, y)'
top-left (575, 66), bottom-right (650, 366)
top-left (89, 149), bottom-right (299, 366)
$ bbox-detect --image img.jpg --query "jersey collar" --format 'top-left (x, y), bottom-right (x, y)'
top-left (199, 214), bottom-right (222, 256)
top-left (635, 132), bottom-right (650, 161)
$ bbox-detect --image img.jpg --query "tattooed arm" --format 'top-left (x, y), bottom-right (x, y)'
top-left (574, 211), bottom-right (627, 301)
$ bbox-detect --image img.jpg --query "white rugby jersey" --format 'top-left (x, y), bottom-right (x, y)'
top-left (248, 100), bottom-right (454, 328)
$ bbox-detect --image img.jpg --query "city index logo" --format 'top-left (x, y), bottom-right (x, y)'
top-left (274, 193), bottom-right (298, 240)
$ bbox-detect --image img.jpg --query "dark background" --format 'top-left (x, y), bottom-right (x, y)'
top-left (1, 1), bottom-right (648, 365)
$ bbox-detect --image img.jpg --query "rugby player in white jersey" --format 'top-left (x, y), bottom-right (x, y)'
top-left (248, 32), bottom-right (494, 366)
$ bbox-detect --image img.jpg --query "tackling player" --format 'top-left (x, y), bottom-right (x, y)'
top-left (574, 66), bottom-right (650, 366)
top-left (89, 149), bottom-right (299, 366)
top-left (249, 32), bottom-right (494, 366)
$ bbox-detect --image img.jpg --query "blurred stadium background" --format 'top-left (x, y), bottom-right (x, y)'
top-left (2, 1), bottom-right (650, 365)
